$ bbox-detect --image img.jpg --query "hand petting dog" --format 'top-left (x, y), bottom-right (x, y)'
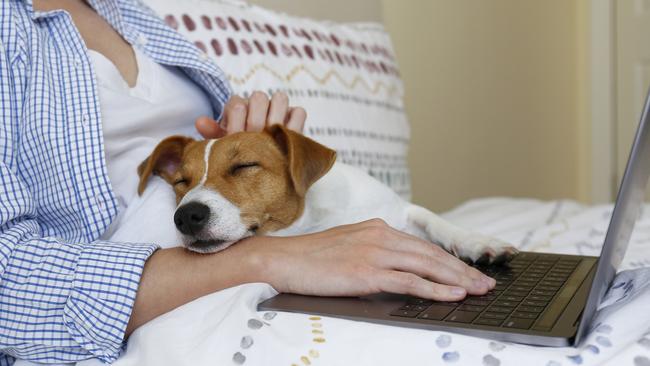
top-left (195, 91), bottom-right (306, 138)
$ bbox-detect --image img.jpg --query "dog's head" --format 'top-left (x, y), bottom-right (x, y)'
top-left (137, 125), bottom-right (336, 253)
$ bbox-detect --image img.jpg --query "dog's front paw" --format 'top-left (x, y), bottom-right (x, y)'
top-left (449, 234), bottom-right (519, 265)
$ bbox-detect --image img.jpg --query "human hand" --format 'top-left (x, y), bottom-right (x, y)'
top-left (236, 219), bottom-right (496, 301)
top-left (195, 91), bottom-right (307, 139)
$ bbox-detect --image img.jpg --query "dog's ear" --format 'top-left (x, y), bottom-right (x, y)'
top-left (137, 136), bottom-right (195, 195)
top-left (266, 124), bottom-right (337, 196)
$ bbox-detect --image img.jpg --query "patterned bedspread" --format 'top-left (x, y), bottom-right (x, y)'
top-left (29, 198), bottom-right (650, 366)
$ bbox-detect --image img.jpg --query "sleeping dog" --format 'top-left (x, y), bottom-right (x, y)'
top-left (137, 125), bottom-right (517, 263)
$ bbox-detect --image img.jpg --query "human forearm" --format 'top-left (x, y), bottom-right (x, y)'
top-left (125, 245), bottom-right (261, 336)
top-left (126, 220), bottom-right (498, 336)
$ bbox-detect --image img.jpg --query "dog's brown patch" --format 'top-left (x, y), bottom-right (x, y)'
top-left (138, 125), bottom-right (337, 233)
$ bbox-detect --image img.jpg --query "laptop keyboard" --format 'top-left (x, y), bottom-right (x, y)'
top-left (389, 253), bottom-right (581, 330)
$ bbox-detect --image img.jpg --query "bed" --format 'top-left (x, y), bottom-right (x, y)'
top-left (63, 198), bottom-right (650, 366)
top-left (17, 1), bottom-right (650, 365)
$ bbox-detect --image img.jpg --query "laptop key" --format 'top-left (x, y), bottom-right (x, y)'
top-left (545, 276), bottom-right (567, 282)
top-left (400, 304), bottom-right (429, 312)
top-left (518, 305), bottom-right (544, 313)
top-left (511, 311), bottom-right (539, 319)
top-left (458, 305), bottom-right (485, 312)
top-left (499, 295), bottom-right (524, 302)
top-left (527, 295), bottom-right (553, 302)
top-left (504, 290), bottom-right (529, 297)
top-left (536, 285), bottom-right (560, 292)
top-left (512, 282), bottom-right (538, 289)
top-left (446, 310), bottom-right (480, 323)
top-left (527, 269), bottom-right (548, 274)
top-left (390, 309), bottom-right (421, 318)
top-left (531, 289), bottom-right (556, 296)
top-left (464, 299), bottom-right (492, 306)
top-left (487, 306), bottom-right (515, 314)
top-left (510, 286), bottom-right (533, 292)
top-left (523, 300), bottom-right (548, 307)
top-left (475, 318), bottom-right (504, 326)
top-left (503, 317), bottom-right (535, 329)
top-left (418, 305), bottom-right (455, 321)
top-left (481, 312), bottom-right (508, 320)
top-left (494, 300), bottom-right (518, 308)
top-left (406, 298), bottom-right (434, 306)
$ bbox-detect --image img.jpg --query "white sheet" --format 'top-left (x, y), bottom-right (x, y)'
top-left (18, 198), bottom-right (650, 366)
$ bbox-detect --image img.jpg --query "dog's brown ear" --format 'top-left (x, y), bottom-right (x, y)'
top-left (266, 124), bottom-right (337, 196)
top-left (137, 136), bottom-right (195, 195)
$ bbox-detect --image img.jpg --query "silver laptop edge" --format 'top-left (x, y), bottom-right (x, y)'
top-left (574, 87), bottom-right (650, 343)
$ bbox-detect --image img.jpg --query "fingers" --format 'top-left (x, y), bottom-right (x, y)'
top-left (195, 116), bottom-right (227, 139)
top-left (246, 91), bottom-right (270, 132)
top-left (381, 225), bottom-right (493, 286)
top-left (267, 92), bottom-right (289, 125)
top-left (285, 107), bottom-right (307, 133)
top-left (223, 95), bottom-right (248, 135)
top-left (377, 249), bottom-right (491, 295)
top-left (374, 270), bottom-right (467, 301)
top-left (220, 91), bottom-right (306, 136)
top-left (348, 219), bottom-right (495, 296)
top-left (354, 219), bottom-right (492, 284)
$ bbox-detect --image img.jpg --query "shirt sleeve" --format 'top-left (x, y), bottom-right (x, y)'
top-left (0, 163), bottom-right (159, 364)
top-left (0, 39), bottom-right (159, 364)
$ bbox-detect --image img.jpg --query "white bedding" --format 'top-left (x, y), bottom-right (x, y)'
top-left (19, 198), bottom-right (650, 366)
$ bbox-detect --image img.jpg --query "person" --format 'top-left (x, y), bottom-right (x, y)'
top-left (0, 0), bottom-right (496, 364)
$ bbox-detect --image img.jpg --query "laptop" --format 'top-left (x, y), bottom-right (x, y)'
top-left (258, 87), bottom-right (650, 347)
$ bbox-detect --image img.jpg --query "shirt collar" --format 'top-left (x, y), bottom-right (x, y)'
top-left (23, 0), bottom-right (121, 23)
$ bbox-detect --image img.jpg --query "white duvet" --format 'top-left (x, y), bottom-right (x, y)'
top-left (18, 198), bottom-right (650, 366)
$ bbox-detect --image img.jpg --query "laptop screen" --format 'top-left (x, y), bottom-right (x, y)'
top-left (575, 88), bottom-right (650, 343)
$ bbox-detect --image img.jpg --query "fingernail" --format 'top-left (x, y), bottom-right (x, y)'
top-left (483, 276), bottom-right (496, 288)
top-left (473, 279), bottom-right (487, 290)
top-left (451, 287), bottom-right (466, 296)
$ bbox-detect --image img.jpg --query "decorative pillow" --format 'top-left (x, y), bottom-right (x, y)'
top-left (142, 0), bottom-right (412, 199)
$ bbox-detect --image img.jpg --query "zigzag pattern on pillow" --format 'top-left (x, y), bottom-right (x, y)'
top-left (144, 0), bottom-right (412, 199)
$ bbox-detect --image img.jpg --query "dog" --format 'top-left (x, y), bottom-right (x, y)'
top-left (137, 124), bottom-right (517, 263)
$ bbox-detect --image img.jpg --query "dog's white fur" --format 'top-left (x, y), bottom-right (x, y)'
top-left (173, 142), bottom-right (514, 261)
top-left (115, 141), bottom-right (513, 261)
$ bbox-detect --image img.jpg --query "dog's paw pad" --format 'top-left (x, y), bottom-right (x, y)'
top-left (450, 236), bottom-right (519, 265)
top-left (491, 246), bottom-right (519, 265)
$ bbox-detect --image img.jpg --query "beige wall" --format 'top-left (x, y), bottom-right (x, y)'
top-left (382, 0), bottom-right (591, 211)
top-left (249, 0), bottom-right (592, 212)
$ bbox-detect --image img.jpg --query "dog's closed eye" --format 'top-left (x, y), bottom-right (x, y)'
top-left (173, 178), bottom-right (189, 187)
top-left (229, 162), bottom-right (260, 175)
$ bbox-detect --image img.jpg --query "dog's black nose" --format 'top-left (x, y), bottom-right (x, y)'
top-left (174, 202), bottom-right (210, 235)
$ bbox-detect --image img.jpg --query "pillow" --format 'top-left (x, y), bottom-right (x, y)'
top-left (142, 0), bottom-right (412, 199)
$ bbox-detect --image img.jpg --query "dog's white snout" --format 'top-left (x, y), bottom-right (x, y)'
top-left (176, 186), bottom-right (251, 253)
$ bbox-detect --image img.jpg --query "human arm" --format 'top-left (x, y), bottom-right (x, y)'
top-left (0, 35), bottom-right (159, 364)
top-left (195, 91), bottom-right (306, 138)
top-left (125, 219), bottom-right (495, 335)
top-left (0, 163), bottom-right (159, 364)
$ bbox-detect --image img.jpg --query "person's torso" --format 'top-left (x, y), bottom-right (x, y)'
top-left (0, 0), bottom-right (231, 243)
top-left (89, 46), bottom-right (212, 239)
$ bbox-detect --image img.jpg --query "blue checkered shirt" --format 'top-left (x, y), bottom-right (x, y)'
top-left (0, 0), bottom-right (230, 364)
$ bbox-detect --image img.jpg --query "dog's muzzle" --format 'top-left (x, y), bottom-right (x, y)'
top-left (174, 202), bottom-right (210, 235)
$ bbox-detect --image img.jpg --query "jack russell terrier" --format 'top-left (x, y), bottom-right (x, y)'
top-left (137, 125), bottom-right (517, 263)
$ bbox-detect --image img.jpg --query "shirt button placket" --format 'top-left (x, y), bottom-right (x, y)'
top-left (94, 195), bottom-right (105, 211)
